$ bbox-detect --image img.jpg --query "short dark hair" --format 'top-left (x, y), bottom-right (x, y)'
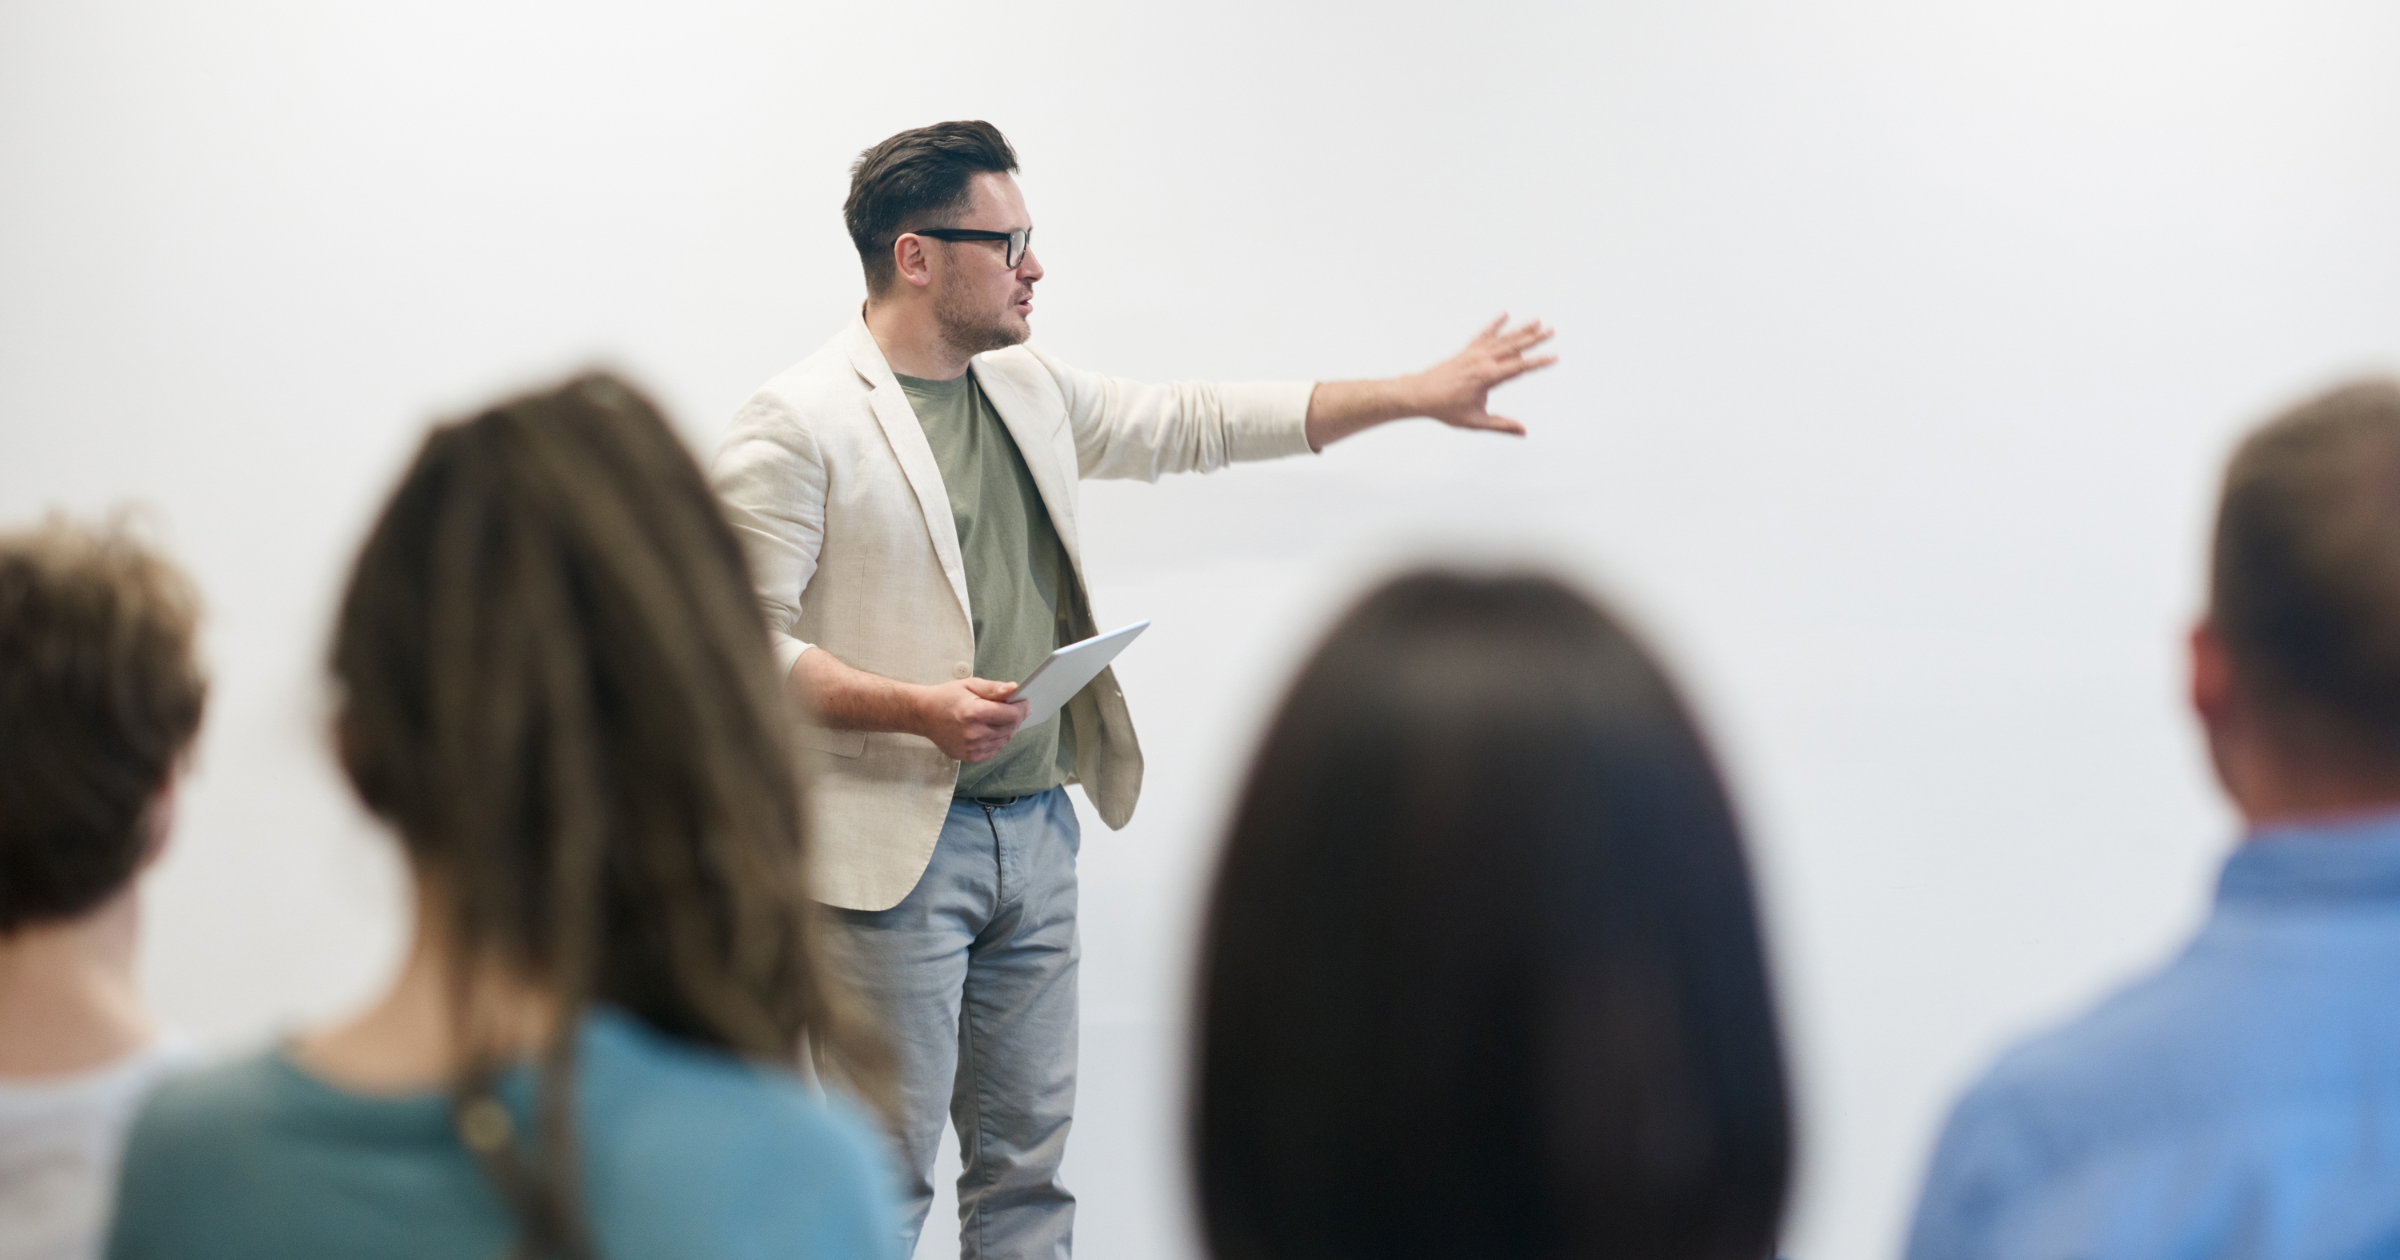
top-left (843, 120), bottom-right (1018, 295)
top-left (0, 517), bottom-right (206, 933)
top-left (1193, 571), bottom-right (1792, 1260)
top-left (2212, 377), bottom-right (2400, 760)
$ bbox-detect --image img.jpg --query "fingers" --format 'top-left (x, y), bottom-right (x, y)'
top-left (1492, 352), bottom-right (1559, 380)
top-left (956, 710), bottom-right (1024, 761)
top-left (1504, 322), bottom-right (1554, 353)
top-left (1463, 318), bottom-right (1554, 375)
top-left (1440, 316), bottom-right (1550, 434)
top-left (944, 680), bottom-right (1031, 761)
top-left (1433, 403), bottom-right (1529, 436)
top-left (1475, 315), bottom-right (1546, 343)
top-left (1471, 351), bottom-right (1560, 392)
top-left (968, 703), bottom-right (1025, 732)
top-left (1485, 323), bottom-right (1551, 364)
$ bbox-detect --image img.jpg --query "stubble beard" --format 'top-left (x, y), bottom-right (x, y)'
top-left (935, 271), bottom-right (1029, 361)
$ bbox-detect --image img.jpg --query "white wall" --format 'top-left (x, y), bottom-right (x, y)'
top-left (6, 3), bottom-right (2399, 1256)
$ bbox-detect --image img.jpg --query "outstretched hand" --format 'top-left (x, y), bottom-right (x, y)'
top-left (1300, 315), bottom-right (1559, 450)
top-left (1410, 315), bottom-right (1556, 436)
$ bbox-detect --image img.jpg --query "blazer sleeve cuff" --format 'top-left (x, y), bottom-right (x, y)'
top-left (1221, 381), bottom-right (1319, 463)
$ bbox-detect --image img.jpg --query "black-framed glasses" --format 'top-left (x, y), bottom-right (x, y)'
top-left (912, 227), bottom-right (1033, 269)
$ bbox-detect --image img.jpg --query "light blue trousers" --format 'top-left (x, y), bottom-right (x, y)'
top-left (827, 788), bottom-right (1081, 1260)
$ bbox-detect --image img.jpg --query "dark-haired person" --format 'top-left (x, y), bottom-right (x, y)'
top-left (1193, 571), bottom-right (1791, 1260)
top-left (1906, 379), bottom-right (2400, 1259)
top-left (106, 375), bottom-right (900, 1260)
top-left (0, 518), bottom-right (204, 1260)
top-left (710, 118), bottom-right (1555, 1260)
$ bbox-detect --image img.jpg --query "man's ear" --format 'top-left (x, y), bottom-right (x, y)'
top-left (893, 234), bottom-right (934, 289)
top-left (2191, 619), bottom-right (2235, 732)
top-left (137, 770), bottom-right (180, 871)
top-left (2190, 617), bottom-right (2262, 813)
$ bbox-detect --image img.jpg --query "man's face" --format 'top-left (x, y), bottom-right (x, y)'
top-left (932, 171), bottom-right (1043, 357)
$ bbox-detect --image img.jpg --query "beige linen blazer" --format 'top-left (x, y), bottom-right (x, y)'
top-left (711, 317), bottom-right (1315, 911)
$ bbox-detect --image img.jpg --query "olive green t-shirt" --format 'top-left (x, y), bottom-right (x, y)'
top-left (896, 370), bottom-right (1077, 798)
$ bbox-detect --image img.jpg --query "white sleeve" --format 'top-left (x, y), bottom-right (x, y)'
top-left (1029, 346), bottom-right (1317, 482)
top-left (709, 390), bottom-right (828, 678)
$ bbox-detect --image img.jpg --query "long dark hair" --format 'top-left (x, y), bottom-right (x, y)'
top-left (330, 373), bottom-right (887, 1256)
top-left (1193, 571), bottom-right (1791, 1260)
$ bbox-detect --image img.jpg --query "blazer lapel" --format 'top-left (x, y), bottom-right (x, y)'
top-left (971, 359), bottom-right (1086, 584)
top-left (842, 321), bottom-right (972, 628)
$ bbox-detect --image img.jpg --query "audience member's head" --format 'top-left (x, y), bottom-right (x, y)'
top-left (2198, 378), bottom-right (2400, 819)
top-left (328, 372), bottom-right (883, 1251)
top-left (0, 516), bottom-right (205, 940)
top-left (1192, 571), bottom-right (1792, 1260)
top-left (0, 516), bottom-right (205, 1260)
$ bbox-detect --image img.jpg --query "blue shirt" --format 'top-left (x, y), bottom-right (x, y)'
top-left (106, 1008), bottom-right (900, 1260)
top-left (1904, 815), bottom-right (2400, 1260)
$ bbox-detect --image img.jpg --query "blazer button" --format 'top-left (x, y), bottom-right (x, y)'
top-left (953, 662), bottom-right (972, 679)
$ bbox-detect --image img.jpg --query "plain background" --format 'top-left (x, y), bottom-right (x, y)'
top-left (6, 2), bottom-right (2399, 1255)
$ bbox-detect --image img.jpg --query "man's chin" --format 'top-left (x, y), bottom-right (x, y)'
top-left (940, 314), bottom-right (1030, 359)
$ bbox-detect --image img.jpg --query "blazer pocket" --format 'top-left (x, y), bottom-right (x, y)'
top-left (794, 722), bottom-right (868, 759)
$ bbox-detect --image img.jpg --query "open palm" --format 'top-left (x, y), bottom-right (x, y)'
top-left (1416, 315), bottom-right (1557, 435)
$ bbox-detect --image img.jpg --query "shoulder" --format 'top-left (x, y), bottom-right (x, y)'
top-left (1904, 1023), bottom-right (2111, 1260)
top-left (974, 345), bottom-right (1076, 412)
top-left (579, 1014), bottom-right (882, 1170)
top-left (122, 1050), bottom-right (286, 1155)
top-left (1968, 918), bottom-right (2364, 1139)
top-left (108, 1051), bottom-right (292, 1252)
top-left (719, 336), bottom-right (874, 453)
top-left (974, 343), bottom-right (1060, 381)
top-left (1906, 945), bottom-right (2274, 1247)
top-left (1937, 956), bottom-right (2217, 1162)
top-left (755, 338), bottom-right (869, 410)
top-left (590, 1035), bottom-right (876, 1168)
top-left (578, 1017), bottom-right (899, 1260)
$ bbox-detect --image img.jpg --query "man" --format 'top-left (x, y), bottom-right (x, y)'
top-left (710, 120), bottom-right (1553, 1260)
top-left (0, 516), bottom-right (205, 1260)
top-left (1905, 379), bottom-right (2400, 1259)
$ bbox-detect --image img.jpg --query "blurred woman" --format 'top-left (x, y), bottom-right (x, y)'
top-left (1192, 571), bottom-right (1791, 1260)
top-left (107, 374), bottom-right (897, 1260)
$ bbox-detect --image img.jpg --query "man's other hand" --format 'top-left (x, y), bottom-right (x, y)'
top-left (1409, 315), bottom-right (1556, 436)
top-left (919, 678), bottom-right (1029, 762)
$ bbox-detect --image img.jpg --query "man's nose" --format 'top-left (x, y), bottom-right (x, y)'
top-left (1019, 249), bottom-right (1043, 281)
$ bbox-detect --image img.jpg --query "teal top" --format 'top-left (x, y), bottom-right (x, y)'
top-left (105, 1008), bottom-right (900, 1260)
top-left (896, 368), bottom-right (1076, 798)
